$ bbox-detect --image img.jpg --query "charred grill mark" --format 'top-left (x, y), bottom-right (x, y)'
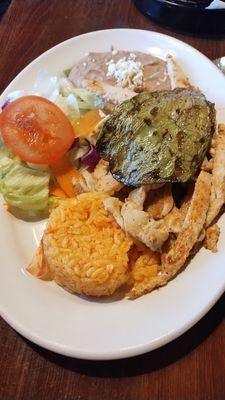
top-left (150, 106), bottom-right (159, 116)
top-left (144, 117), bottom-right (152, 126)
top-left (177, 130), bottom-right (185, 149)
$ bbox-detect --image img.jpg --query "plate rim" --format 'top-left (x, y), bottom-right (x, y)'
top-left (1, 284), bottom-right (224, 360)
top-left (1, 27), bottom-right (225, 100)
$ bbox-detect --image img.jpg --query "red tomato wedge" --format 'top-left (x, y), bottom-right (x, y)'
top-left (0, 96), bottom-right (75, 164)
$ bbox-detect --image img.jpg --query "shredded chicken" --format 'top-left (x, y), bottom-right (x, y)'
top-left (72, 170), bottom-right (94, 194)
top-left (104, 188), bottom-right (169, 251)
top-left (73, 160), bottom-right (123, 196)
top-left (103, 197), bottom-right (124, 229)
top-left (129, 172), bottom-right (211, 297)
top-left (166, 54), bottom-right (191, 90)
top-left (162, 171), bottom-right (212, 274)
top-left (163, 206), bottom-right (185, 235)
top-left (163, 185), bottom-right (193, 235)
top-left (201, 157), bottom-right (213, 173)
top-left (27, 240), bottom-right (51, 281)
top-left (121, 201), bottom-right (169, 251)
top-left (82, 79), bottom-right (136, 105)
top-left (93, 159), bottom-right (123, 195)
top-left (128, 247), bottom-right (161, 300)
top-left (86, 114), bottom-right (108, 145)
top-left (206, 124), bottom-right (225, 227)
top-left (129, 274), bottom-right (169, 299)
top-left (146, 184), bottom-right (174, 219)
top-left (209, 138), bottom-right (216, 158)
top-left (127, 186), bottom-right (150, 210)
top-left (197, 229), bottom-right (206, 244)
top-left (127, 184), bottom-right (166, 211)
top-left (203, 224), bottom-right (220, 253)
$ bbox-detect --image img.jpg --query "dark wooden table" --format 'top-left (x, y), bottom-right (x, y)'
top-left (0, 1), bottom-right (225, 399)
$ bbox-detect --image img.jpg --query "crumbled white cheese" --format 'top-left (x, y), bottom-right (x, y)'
top-left (129, 53), bottom-right (136, 60)
top-left (106, 53), bottom-right (143, 89)
top-left (111, 46), bottom-right (118, 56)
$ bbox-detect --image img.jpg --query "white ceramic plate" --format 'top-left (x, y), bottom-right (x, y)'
top-left (0, 29), bottom-right (225, 361)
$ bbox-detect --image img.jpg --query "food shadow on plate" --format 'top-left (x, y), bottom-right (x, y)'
top-left (25, 292), bottom-right (225, 378)
top-left (75, 283), bottom-right (132, 303)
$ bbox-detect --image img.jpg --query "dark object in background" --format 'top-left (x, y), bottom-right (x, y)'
top-left (173, 0), bottom-right (213, 7)
top-left (134, 0), bottom-right (225, 34)
top-left (0, 0), bottom-right (11, 17)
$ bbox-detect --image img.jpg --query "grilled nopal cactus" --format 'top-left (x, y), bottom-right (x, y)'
top-left (96, 89), bottom-right (215, 186)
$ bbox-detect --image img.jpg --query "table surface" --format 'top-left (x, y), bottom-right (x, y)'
top-left (0, 1), bottom-right (225, 399)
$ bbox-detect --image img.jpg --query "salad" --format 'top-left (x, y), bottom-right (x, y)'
top-left (0, 69), bottom-right (105, 218)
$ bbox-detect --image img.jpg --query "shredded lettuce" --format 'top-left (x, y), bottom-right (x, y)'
top-left (59, 78), bottom-right (103, 110)
top-left (56, 93), bottom-right (80, 119)
top-left (63, 68), bottom-right (72, 77)
top-left (48, 195), bottom-right (65, 211)
top-left (73, 88), bottom-right (103, 110)
top-left (33, 69), bottom-right (60, 102)
top-left (26, 162), bottom-right (50, 173)
top-left (0, 154), bottom-right (50, 218)
top-left (0, 143), bottom-right (15, 159)
top-left (5, 69), bottom-right (104, 122)
top-left (59, 77), bottom-right (75, 96)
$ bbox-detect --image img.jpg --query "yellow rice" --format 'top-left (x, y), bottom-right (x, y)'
top-left (43, 192), bottom-right (133, 296)
top-left (128, 241), bottom-right (160, 299)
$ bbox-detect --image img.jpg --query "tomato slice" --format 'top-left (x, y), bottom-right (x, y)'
top-left (0, 96), bottom-right (75, 164)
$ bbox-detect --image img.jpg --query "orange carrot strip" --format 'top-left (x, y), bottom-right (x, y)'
top-left (72, 110), bottom-right (102, 138)
top-left (50, 155), bottom-right (80, 197)
top-left (49, 184), bottom-right (68, 199)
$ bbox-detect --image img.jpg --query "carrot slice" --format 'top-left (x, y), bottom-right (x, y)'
top-left (49, 184), bottom-right (68, 198)
top-left (50, 155), bottom-right (80, 197)
top-left (72, 110), bottom-right (102, 138)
